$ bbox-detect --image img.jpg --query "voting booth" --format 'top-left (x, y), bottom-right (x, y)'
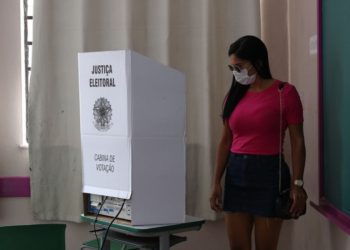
top-left (78, 50), bottom-right (186, 225)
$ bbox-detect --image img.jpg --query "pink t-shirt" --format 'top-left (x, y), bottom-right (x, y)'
top-left (228, 80), bottom-right (303, 155)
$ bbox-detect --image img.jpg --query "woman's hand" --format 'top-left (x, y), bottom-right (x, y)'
top-left (289, 186), bottom-right (308, 218)
top-left (210, 183), bottom-right (223, 212)
top-left (211, 121), bottom-right (231, 213)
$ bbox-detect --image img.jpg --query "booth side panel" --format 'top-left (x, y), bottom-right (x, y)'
top-left (131, 137), bottom-right (186, 225)
top-left (130, 51), bottom-right (186, 138)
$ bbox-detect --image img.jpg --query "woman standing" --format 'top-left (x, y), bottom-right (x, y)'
top-left (210, 36), bottom-right (307, 250)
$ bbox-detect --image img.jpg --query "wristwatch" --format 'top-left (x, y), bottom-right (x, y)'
top-left (294, 179), bottom-right (304, 187)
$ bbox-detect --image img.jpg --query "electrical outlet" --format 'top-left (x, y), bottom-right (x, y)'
top-left (309, 35), bottom-right (317, 55)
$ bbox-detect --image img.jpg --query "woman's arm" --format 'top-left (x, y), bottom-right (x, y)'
top-left (210, 121), bottom-right (232, 212)
top-left (213, 121), bottom-right (233, 184)
top-left (288, 123), bottom-right (307, 217)
top-left (288, 124), bottom-right (306, 182)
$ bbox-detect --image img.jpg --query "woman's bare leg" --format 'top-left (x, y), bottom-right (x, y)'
top-left (254, 216), bottom-right (283, 250)
top-left (225, 212), bottom-right (254, 250)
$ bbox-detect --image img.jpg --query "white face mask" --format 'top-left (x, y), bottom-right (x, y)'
top-left (232, 68), bottom-right (256, 85)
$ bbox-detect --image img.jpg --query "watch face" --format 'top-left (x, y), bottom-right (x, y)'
top-left (294, 180), bottom-right (304, 186)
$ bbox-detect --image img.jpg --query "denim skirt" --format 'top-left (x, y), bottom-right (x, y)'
top-left (223, 152), bottom-right (291, 218)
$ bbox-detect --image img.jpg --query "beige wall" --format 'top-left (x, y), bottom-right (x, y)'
top-left (260, 0), bottom-right (289, 80)
top-left (263, 0), bottom-right (350, 249)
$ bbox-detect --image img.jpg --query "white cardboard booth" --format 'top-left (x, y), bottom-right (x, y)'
top-left (78, 50), bottom-right (186, 225)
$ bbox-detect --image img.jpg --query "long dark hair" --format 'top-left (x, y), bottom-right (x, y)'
top-left (222, 35), bottom-right (272, 122)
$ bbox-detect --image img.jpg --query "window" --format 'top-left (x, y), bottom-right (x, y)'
top-left (20, 0), bottom-right (33, 147)
top-left (311, 0), bottom-right (350, 235)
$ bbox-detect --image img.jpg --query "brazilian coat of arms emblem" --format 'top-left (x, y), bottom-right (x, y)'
top-left (93, 97), bottom-right (113, 131)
